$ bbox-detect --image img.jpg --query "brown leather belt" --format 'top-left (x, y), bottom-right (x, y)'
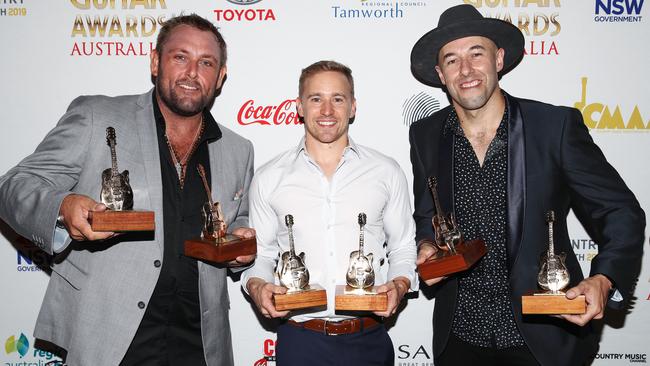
top-left (287, 317), bottom-right (381, 336)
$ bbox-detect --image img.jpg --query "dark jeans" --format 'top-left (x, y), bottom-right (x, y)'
top-left (436, 333), bottom-right (539, 366)
top-left (276, 322), bottom-right (394, 366)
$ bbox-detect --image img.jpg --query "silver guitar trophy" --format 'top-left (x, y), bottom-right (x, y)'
top-left (273, 214), bottom-right (326, 311)
top-left (100, 127), bottom-right (133, 211)
top-left (335, 213), bottom-right (387, 311)
top-left (184, 164), bottom-right (256, 263)
top-left (345, 213), bottom-right (375, 289)
top-left (522, 210), bottom-right (585, 314)
top-left (89, 127), bottom-right (154, 232)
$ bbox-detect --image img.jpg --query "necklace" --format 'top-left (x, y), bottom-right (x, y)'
top-left (165, 116), bottom-right (204, 189)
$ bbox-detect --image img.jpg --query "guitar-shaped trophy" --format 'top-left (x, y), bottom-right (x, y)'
top-left (522, 211), bottom-right (586, 314)
top-left (184, 164), bottom-right (256, 263)
top-left (273, 214), bottom-right (326, 311)
top-left (336, 213), bottom-right (387, 311)
top-left (417, 177), bottom-right (487, 280)
top-left (89, 127), bottom-right (154, 232)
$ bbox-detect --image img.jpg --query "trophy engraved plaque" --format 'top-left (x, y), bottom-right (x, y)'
top-left (89, 127), bottom-right (154, 232)
top-left (417, 177), bottom-right (487, 280)
top-left (335, 213), bottom-right (387, 311)
top-left (183, 164), bottom-right (256, 263)
top-left (273, 214), bottom-right (327, 311)
top-left (522, 211), bottom-right (586, 314)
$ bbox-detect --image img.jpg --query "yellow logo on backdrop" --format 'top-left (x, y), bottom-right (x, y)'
top-left (68, 0), bottom-right (169, 56)
top-left (574, 77), bottom-right (649, 130)
top-left (464, 0), bottom-right (561, 55)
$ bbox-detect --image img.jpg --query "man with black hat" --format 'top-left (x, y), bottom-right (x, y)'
top-left (409, 4), bottom-right (644, 366)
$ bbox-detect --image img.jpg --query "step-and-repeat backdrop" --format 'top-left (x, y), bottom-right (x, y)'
top-left (1, 1), bottom-right (648, 365)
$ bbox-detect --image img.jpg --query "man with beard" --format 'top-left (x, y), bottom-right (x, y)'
top-left (408, 4), bottom-right (644, 366)
top-left (0, 14), bottom-right (254, 366)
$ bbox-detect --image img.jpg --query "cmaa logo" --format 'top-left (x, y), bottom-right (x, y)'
top-left (5, 334), bottom-right (29, 358)
top-left (253, 338), bottom-right (276, 365)
top-left (574, 77), bottom-right (649, 130)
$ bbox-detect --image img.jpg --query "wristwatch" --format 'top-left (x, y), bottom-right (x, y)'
top-left (55, 215), bottom-right (66, 229)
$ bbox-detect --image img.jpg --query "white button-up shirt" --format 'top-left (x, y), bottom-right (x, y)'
top-left (242, 137), bottom-right (417, 322)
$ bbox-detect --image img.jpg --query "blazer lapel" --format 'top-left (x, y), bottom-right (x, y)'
top-left (135, 90), bottom-right (164, 251)
top-left (505, 94), bottom-right (526, 270)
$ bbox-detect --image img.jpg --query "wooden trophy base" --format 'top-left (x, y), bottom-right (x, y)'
top-left (184, 234), bottom-right (256, 263)
top-left (334, 285), bottom-right (387, 311)
top-left (522, 292), bottom-right (586, 314)
top-left (417, 239), bottom-right (487, 280)
top-left (89, 210), bottom-right (155, 232)
top-left (273, 284), bottom-right (327, 311)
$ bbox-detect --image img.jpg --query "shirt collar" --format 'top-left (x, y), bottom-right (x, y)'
top-left (443, 92), bottom-right (509, 142)
top-left (293, 135), bottom-right (361, 161)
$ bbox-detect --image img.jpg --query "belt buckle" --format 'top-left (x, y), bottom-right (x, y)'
top-left (323, 319), bottom-right (340, 336)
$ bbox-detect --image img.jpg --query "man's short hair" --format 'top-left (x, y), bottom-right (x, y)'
top-left (298, 60), bottom-right (354, 98)
top-left (155, 14), bottom-right (228, 65)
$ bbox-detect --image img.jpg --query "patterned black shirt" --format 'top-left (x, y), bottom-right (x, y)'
top-left (447, 102), bottom-right (525, 348)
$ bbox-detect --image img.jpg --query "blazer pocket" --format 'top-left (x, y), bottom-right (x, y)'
top-left (51, 260), bottom-right (87, 290)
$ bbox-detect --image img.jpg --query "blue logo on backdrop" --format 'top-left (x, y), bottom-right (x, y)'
top-left (594, 0), bottom-right (644, 22)
top-left (330, 1), bottom-right (426, 21)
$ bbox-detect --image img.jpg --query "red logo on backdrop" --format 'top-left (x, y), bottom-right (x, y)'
top-left (214, 8), bottom-right (276, 21)
top-left (238, 99), bottom-right (301, 126)
top-left (254, 338), bottom-right (276, 365)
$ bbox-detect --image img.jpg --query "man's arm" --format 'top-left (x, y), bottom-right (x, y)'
top-left (559, 108), bottom-right (645, 324)
top-left (373, 162), bottom-right (418, 317)
top-left (240, 171), bottom-right (288, 318)
top-left (0, 96), bottom-right (112, 254)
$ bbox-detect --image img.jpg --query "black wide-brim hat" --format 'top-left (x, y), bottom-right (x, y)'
top-left (411, 4), bottom-right (525, 88)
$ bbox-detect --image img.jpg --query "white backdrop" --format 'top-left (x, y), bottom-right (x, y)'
top-left (0, 1), bottom-right (648, 365)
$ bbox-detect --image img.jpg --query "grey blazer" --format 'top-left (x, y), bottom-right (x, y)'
top-left (0, 89), bottom-right (254, 366)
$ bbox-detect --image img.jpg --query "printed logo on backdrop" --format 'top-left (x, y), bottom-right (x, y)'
top-left (70, 0), bottom-right (173, 57)
top-left (397, 344), bottom-right (433, 366)
top-left (571, 238), bottom-right (598, 264)
top-left (466, 0), bottom-right (561, 56)
top-left (214, 0), bottom-right (276, 22)
top-left (594, 0), bottom-right (644, 22)
top-left (4, 333), bottom-right (65, 365)
top-left (331, 0), bottom-right (427, 21)
top-left (402, 92), bottom-right (441, 126)
top-left (238, 99), bottom-right (301, 126)
top-left (16, 247), bottom-right (53, 273)
top-left (595, 353), bottom-right (648, 363)
top-left (574, 77), bottom-right (650, 131)
top-left (253, 338), bottom-right (276, 366)
top-left (0, 0), bottom-right (28, 17)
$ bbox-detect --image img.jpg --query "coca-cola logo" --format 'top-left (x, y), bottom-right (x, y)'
top-left (238, 99), bottom-right (301, 126)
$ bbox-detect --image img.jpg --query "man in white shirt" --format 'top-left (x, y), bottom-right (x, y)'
top-left (242, 60), bottom-right (417, 365)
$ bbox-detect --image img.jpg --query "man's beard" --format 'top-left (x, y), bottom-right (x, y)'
top-left (156, 66), bottom-right (216, 117)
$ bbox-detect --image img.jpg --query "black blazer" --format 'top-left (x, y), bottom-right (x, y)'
top-left (409, 93), bottom-right (645, 366)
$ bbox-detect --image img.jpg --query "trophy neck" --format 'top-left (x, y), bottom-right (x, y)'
top-left (197, 164), bottom-right (214, 206)
top-left (358, 223), bottom-right (365, 258)
top-left (287, 224), bottom-right (297, 258)
top-left (428, 177), bottom-right (445, 218)
top-left (547, 219), bottom-right (555, 255)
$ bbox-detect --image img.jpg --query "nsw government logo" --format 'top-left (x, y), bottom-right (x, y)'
top-left (594, 0), bottom-right (644, 22)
